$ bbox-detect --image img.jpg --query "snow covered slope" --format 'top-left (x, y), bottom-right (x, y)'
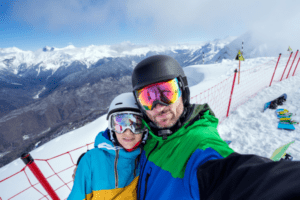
top-left (1, 56), bottom-right (300, 200)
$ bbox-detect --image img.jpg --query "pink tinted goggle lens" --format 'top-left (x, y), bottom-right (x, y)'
top-left (135, 78), bottom-right (181, 110)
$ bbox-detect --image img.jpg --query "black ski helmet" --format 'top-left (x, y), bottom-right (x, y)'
top-left (132, 55), bottom-right (191, 139)
top-left (132, 55), bottom-right (190, 107)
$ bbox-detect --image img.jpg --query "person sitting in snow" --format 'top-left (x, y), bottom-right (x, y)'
top-left (131, 55), bottom-right (300, 200)
top-left (68, 92), bottom-right (148, 200)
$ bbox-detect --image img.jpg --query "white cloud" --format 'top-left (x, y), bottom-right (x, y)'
top-left (12, 0), bottom-right (122, 31)
top-left (125, 0), bottom-right (300, 46)
top-left (11, 0), bottom-right (300, 47)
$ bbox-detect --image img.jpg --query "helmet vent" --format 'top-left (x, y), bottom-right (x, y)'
top-left (115, 103), bottom-right (122, 105)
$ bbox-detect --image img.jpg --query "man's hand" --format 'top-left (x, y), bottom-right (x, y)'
top-left (72, 166), bottom-right (78, 181)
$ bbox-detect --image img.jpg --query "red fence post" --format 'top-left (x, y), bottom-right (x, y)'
top-left (292, 57), bottom-right (300, 76)
top-left (269, 53), bottom-right (282, 87)
top-left (286, 50), bottom-right (299, 79)
top-left (226, 69), bottom-right (238, 117)
top-left (280, 52), bottom-right (293, 81)
top-left (21, 153), bottom-right (60, 200)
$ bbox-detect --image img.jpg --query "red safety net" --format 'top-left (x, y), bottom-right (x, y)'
top-left (0, 142), bottom-right (94, 200)
top-left (1, 52), bottom-right (299, 200)
top-left (191, 53), bottom-right (299, 122)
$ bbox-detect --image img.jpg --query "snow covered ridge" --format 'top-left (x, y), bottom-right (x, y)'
top-left (0, 43), bottom-right (197, 70)
top-left (0, 31), bottom-right (290, 77)
top-left (0, 39), bottom-right (235, 74)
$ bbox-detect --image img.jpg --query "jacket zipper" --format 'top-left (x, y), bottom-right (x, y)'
top-left (114, 149), bottom-right (119, 188)
top-left (139, 141), bottom-right (158, 200)
top-left (143, 168), bottom-right (152, 200)
top-left (134, 148), bottom-right (142, 178)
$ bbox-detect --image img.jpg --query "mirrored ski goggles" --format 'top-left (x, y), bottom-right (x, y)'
top-left (109, 112), bottom-right (147, 134)
top-left (135, 78), bottom-right (182, 111)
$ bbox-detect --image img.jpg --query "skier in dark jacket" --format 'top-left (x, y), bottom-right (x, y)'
top-left (131, 55), bottom-right (300, 200)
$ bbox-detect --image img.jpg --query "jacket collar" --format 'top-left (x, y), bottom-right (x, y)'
top-left (143, 103), bottom-right (217, 143)
top-left (95, 128), bottom-right (142, 159)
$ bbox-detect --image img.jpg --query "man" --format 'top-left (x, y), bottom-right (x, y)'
top-left (132, 55), bottom-right (300, 200)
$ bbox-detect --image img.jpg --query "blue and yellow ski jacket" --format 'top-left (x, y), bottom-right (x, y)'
top-left (137, 104), bottom-right (234, 200)
top-left (68, 128), bottom-right (141, 200)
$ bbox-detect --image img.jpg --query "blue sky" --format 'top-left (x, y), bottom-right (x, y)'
top-left (1, 0), bottom-right (300, 51)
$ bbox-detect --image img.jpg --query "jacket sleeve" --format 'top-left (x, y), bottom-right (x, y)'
top-left (67, 153), bottom-right (93, 200)
top-left (197, 152), bottom-right (300, 200)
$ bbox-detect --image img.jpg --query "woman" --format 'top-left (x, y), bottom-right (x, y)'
top-left (68, 92), bottom-right (148, 200)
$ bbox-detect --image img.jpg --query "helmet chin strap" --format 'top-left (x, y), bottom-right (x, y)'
top-left (125, 129), bottom-right (148, 151)
top-left (157, 129), bottom-right (173, 140)
top-left (125, 141), bottom-right (141, 152)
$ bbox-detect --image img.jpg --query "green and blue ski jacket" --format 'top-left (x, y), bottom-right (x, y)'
top-left (138, 103), bottom-right (300, 200)
top-left (137, 104), bottom-right (234, 200)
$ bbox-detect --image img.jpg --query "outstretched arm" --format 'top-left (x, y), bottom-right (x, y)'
top-left (197, 153), bottom-right (300, 200)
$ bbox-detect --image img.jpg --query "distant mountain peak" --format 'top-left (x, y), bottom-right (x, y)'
top-left (42, 46), bottom-right (55, 52)
top-left (0, 47), bottom-right (23, 53)
top-left (63, 45), bottom-right (76, 50)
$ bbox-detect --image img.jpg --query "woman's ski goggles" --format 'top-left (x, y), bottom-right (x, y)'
top-left (109, 112), bottom-right (147, 134)
top-left (135, 78), bottom-right (182, 111)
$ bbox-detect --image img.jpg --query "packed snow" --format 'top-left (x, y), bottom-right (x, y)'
top-left (0, 55), bottom-right (299, 200)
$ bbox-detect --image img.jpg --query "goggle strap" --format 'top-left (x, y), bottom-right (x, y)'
top-left (141, 129), bottom-right (148, 144)
top-left (178, 76), bottom-right (188, 88)
top-left (109, 130), bottom-right (117, 144)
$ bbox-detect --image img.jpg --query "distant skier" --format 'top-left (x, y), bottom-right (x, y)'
top-left (68, 93), bottom-right (148, 200)
top-left (132, 55), bottom-right (300, 200)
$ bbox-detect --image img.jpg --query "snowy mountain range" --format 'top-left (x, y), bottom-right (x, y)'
top-left (0, 31), bottom-right (285, 167)
top-left (0, 38), bottom-right (235, 117)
